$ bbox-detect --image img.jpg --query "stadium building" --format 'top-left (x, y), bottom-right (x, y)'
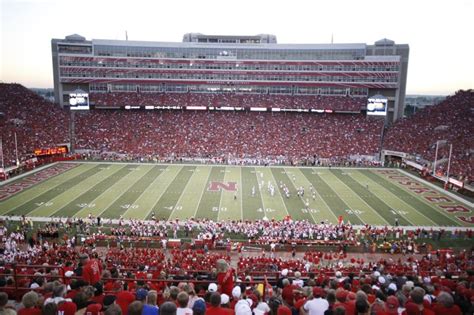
top-left (51, 34), bottom-right (409, 122)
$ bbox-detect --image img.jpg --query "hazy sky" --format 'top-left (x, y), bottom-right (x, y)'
top-left (1, 0), bottom-right (473, 94)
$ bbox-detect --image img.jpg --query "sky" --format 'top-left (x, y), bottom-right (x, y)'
top-left (1, 0), bottom-right (473, 95)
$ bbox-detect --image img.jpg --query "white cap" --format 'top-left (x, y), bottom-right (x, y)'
top-left (371, 285), bottom-right (380, 291)
top-left (373, 271), bottom-right (381, 277)
top-left (281, 269), bottom-right (288, 277)
top-left (221, 293), bottom-right (229, 305)
top-left (65, 271), bottom-right (74, 277)
top-left (335, 271), bottom-right (342, 278)
top-left (30, 283), bottom-right (40, 289)
top-left (388, 283), bottom-right (397, 291)
top-left (423, 277), bottom-right (431, 284)
top-left (208, 283), bottom-right (218, 292)
top-left (406, 281), bottom-right (414, 289)
top-left (378, 276), bottom-right (386, 284)
top-left (232, 286), bottom-right (242, 298)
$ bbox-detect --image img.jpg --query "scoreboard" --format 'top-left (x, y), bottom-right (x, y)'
top-left (34, 146), bottom-right (68, 156)
top-left (367, 96), bottom-right (388, 116)
top-left (69, 92), bottom-right (90, 110)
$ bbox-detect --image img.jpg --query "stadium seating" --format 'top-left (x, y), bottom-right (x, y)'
top-left (73, 110), bottom-right (383, 161)
top-left (384, 90), bottom-right (473, 183)
top-left (90, 92), bottom-right (367, 111)
top-left (0, 84), bottom-right (70, 168)
top-left (1, 83), bottom-right (472, 187)
top-left (0, 220), bottom-right (473, 314)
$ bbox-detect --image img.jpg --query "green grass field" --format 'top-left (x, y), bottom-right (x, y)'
top-left (0, 162), bottom-right (472, 227)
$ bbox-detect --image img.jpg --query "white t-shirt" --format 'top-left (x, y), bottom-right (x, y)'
top-left (177, 307), bottom-right (193, 315)
top-left (303, 297), bottom-right (329, 315)
top-left (293, 279), bottom-right (304, 288)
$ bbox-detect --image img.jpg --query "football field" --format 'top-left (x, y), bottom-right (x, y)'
top-left (0, 162), bottom-right (472, 227)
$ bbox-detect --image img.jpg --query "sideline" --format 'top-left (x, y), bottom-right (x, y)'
top-left (0, 163), bottom-right (58, 187)
top-left (1, 215), bottom-right (473, 231)
top-left (398, 169), bottom-right (474, 209)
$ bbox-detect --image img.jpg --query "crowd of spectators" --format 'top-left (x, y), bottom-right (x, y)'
top-left (384, 90), bottom-right (473, 183)
top-left (90, 92), bottom-right (367, 111)
top-left (73, 110), bottom-right (383, 162)
top-left (0, 84), bottom-right (70, 168)
top-left (0, 218), bottom-right (473, 314)
top-left (1, 83), bottom-right (472, 188)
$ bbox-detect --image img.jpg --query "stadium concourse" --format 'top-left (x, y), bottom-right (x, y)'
top-left (0, 216), bottom-right (473, 315)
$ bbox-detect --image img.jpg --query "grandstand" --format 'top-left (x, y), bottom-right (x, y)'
top-left (51, 34), bottom-right (409, 122)
top-left (0, 33), bottom-right (473, 315)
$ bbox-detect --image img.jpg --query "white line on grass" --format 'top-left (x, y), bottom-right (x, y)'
top-left (314, 170), bottom-right (365, 225)
top-left (121, 166), bottom-right (168, 218)
top-left (355, 170), bottom-right (437, 226)
top-left (142, 166), bottom-right (183, 220)
top-left (293, 169), bottom-right (339, 224)
top-left (330, 172), bottom-right (392, 226)
top-left (169, 166), bottom-right (200, 220)
top-left (379, 170), bottom-right (464, 226)
top-left (192, 166), bottom-right (213, 219)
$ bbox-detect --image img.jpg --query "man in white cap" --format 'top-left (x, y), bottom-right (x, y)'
top-left (277, 269), bottom-right (289, 289)
top-left (233, 286), bottom-right (252, 315)
top-left (208, 283), bottom-right (218, 293)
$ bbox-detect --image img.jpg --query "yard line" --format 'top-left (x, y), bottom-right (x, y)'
top-left (0, 163), bottom-right (93, 214)
top-left (239, 167), bottom-right (243, 221)
top-left (141, 165), bottom-right (183, 220)
top-left (218, 167), bottom-right (242, 221)
top-left (121, 166), bottom-right (169, 219)
top-left (168, 166), bottom-right (202, 221)
top-left (352, 170), bottom-right (437, 226)
top-left (254, 168), bottom-right (269, 220)
top-left (84, 165), bottom-right (152, 219)
top-left (28, 164), bottom-right (123, 218)
top-left (314, 170), bottom-right (365, 225)
top-left (5, 164), bottom-right (103, 217)
top-left (264, 167), bottom-right (291, 219)
top-left (292, 168), bottom-right (339, 224)
top-left (327, 170), bottom-right (391, 226)
top-left (193, 166), bottom-right (214, 219)
top-left (364, 170), bottom-right (461, 226)
top-left (282, 168), bottom-right (322, 224)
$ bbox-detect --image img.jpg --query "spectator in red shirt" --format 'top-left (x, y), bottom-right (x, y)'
top-left (80, 253), bottom-right (102, 285)
top-left (206, 292), bottom-right (234, 315)
top-left (281, 278), bottom-right (299, 307)
top-left (403, 288), bottom-right (434, 315)
top-left (217, 259), bottom-right (234, 296)
top-left (18, 291), bottom-right (41, 315)
top-left (432, 292), bottom-right (462, 315)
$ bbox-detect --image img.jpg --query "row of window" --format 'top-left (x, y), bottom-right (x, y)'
top-left (90, 83), bottom-right (368, 96)
top-left (93, 45), bottom-right (365, 61)
top-left (59, 58), bottom-right (399, 72)
top-left (61, 71), bottom-right (398, 83)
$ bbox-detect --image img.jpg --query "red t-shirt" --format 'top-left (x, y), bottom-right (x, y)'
top-left (206, 306), bottom-right (235, 315)
top-left (432, 304), bottom-right (462, 315)
top-left (57, 301), bottom-right (77, 315)
top-left (116, 291), bottom-right (135, 315)
top-left (18, 308), bottom-right (42, 315)
top-left (282, 284), bottom-right (298, 306)
top-left (217, 269), bottom-right (234, 296)
top-left (83, 259), bottom-right (102, 285)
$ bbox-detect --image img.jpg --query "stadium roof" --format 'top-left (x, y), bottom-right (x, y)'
top-left (92, 39), bottom-right (367, 51)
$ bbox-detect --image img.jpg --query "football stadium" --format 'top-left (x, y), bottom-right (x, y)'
top-left (1, 7), bottom-right (473, 315)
